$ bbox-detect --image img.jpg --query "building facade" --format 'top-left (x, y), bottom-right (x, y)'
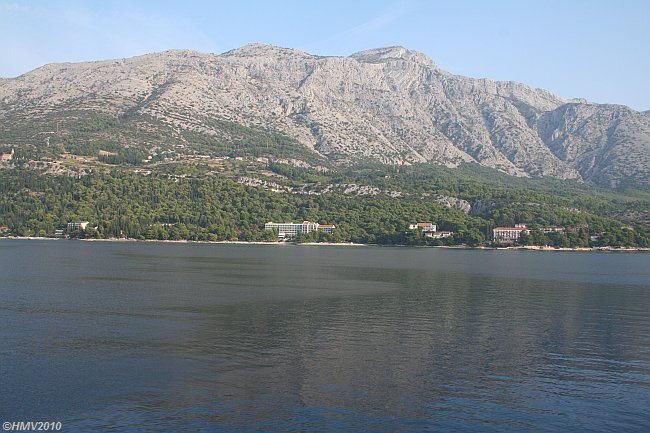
top-left (67, 221), bottom-right (90, 231)
top-left (427, 231), bottom-right (453, 239)
top-left (264, 221), bottom-right (335, 238)
top-left (493, 224), bottom-right (529, 243)
top-left (318, 224), bottom-right (335, 234)
top-left (1, 149), bottom-right (14, 161)
top-left (409, 222), bottom-right (437, 232)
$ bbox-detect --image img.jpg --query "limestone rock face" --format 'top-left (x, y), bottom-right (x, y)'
top-left (1, 44), bottom-right (648, 188)
top-left (537, 104), bottom-right (650, 188)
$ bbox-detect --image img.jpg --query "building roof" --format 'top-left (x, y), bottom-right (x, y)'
top-left (493, 227), bottom-right (529, 231)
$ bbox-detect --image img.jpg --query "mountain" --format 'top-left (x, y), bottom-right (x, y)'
top-left (1, 44), bottom-right (648, 189)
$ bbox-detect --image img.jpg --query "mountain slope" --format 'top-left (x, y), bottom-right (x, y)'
top-left (1, 44), bottom-right (648, 188)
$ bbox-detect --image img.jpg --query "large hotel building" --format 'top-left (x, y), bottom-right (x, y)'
top-left (492, 223), bottom-right (529, 243)
top-left (264, 221), bottom-right (335, 238)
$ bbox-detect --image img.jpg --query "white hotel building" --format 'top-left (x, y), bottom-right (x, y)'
top-left (265, 221), bottom-right (335, 238)
top-left (409, 222), bottom-right (437, 232)
top-left (67, 221), bottom-right (90, 231)
top-left (493, 223), bottom-right (529, 243)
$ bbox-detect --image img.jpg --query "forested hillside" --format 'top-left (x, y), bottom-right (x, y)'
top-left (2, 164), bottom-right (648, 247)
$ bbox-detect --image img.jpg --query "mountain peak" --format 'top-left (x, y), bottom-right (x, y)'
top-left (350, 46), bottom-right (434, 66)
top-left (1, 44), bottom-right (648, 189)
top-left (157, 48), bottom-right (207, 57)
top-left (223, 43), bottom-right (315, 58)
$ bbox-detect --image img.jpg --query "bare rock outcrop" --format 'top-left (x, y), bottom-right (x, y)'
top-left (1, 44), bottom-right (648, 188)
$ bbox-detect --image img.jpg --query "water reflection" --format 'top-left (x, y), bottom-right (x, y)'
top-left (1, 241), bottom-right (649, 432)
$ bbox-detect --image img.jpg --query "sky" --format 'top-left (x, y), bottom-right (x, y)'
top-left (1, 0), bottom-right (648, 111)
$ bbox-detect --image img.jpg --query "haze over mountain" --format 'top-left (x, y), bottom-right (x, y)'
top-left (1, 44), bottom-right (649, 189)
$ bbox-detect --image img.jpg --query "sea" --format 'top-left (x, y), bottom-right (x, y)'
top-left (1, 239), bottom-right (649, 432)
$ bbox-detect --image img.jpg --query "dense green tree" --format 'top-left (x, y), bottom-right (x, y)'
top-left (1, 168), bottom-right (648, 247)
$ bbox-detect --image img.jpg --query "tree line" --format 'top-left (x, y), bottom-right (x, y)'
top-left (1, 168), bottom-right (648, 247)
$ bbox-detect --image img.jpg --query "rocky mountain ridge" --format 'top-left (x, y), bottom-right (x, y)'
top-left (1, 44), bottom-right (648, 188)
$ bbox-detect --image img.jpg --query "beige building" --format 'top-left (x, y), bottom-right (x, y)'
top-left (427, 231), bottom-right (453, 239)
top-left (409, 222), bottom-right (437, 232)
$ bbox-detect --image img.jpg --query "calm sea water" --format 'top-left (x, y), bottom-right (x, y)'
top-left (1, 239), bottom-right (649, 432)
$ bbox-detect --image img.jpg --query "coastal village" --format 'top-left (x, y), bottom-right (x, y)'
top-left (44, 219), bottom-right (614, 247)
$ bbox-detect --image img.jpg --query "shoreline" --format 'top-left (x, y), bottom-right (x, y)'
top-left (2, 236), bottom-right (649, 252)
top-left (0, 236), bottom-right (368, 247)
top-left (490, 245), bottom-right (650, 253)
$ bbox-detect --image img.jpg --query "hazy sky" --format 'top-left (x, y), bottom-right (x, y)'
top-left (1, 0), bottom-right (648, 110)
